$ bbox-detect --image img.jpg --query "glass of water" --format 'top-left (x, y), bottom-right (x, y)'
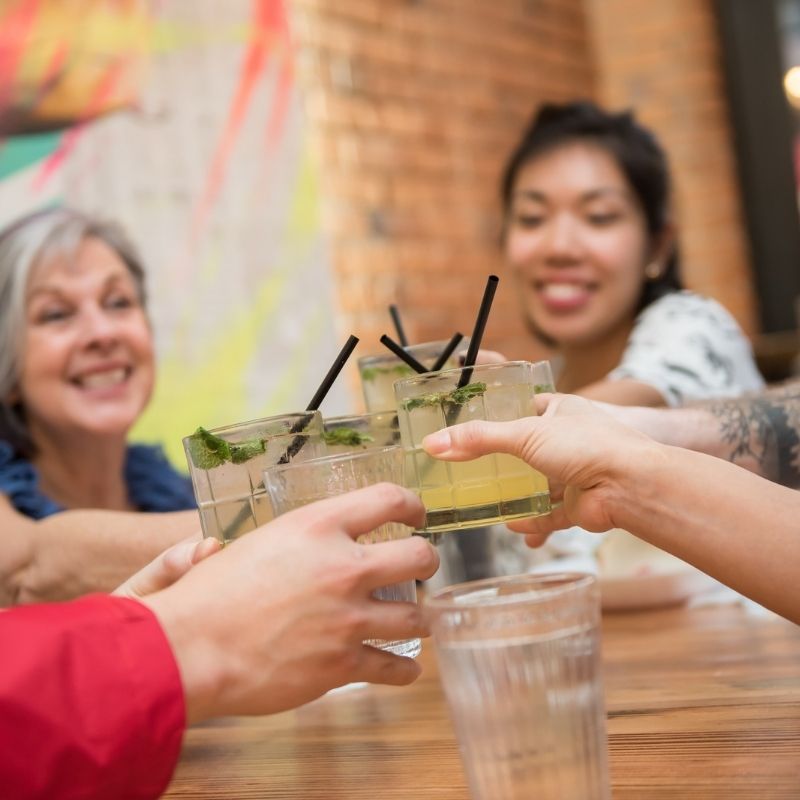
top-left (426, 572), bottom-right (609, 800)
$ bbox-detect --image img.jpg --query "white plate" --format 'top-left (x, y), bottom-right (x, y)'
top-left (597, 530), bottom-right (718, 612)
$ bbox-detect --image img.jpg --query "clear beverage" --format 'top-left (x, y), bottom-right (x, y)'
top-left (264, 445), bottom-right (420, 657)
top-left (183, 412), bottom-right (325, 544)
top-left (358, 338), bottom-right (469, 412)
top-left (323, 411), bottom-right (401, 453)
top-left (427, 573), bottom-right (609, 800)
top-left (396, 361), bottom-right (552, 534)
top-left (438, 627), bottom-right (606, 800)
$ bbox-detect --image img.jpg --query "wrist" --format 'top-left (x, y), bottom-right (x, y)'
top-left (605, 437), bottom-right (674, 535)
top-left (141, 588), bottom-right (226, 725)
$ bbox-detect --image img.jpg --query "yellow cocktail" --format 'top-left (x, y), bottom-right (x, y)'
top-left (395, 361), bottom-right (553, 533)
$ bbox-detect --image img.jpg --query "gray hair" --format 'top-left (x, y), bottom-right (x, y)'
top-left (0, 207), bottom-right (148, 456)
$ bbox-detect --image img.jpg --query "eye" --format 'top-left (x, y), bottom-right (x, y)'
top-left (513, 214), bottom-right (544, 229)
top-left (106, 294), bottom-right (135, 310)
top-left (587, 212), bottom-right (621, 226)
top-left (37, 307), bottom-right (71, 324)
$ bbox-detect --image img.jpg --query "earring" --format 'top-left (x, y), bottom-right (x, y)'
top-left (644, 262), bottom-right (661, 280)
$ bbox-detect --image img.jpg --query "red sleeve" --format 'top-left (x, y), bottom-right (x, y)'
top-left (0, 594), bottom-right (186, 800)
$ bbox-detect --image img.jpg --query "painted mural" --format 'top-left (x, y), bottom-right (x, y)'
top-left (0, 0), bottom-right (348, 466)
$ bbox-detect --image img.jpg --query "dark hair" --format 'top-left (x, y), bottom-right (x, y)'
top-left (501, 100), bottom-right (683, 311)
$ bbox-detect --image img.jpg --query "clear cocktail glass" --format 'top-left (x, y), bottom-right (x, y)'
top-left (323, 411), bottom-right (401, 452)
top-left (183, 412), bottom-right (325, 544)
top-left (264, 445), bottom-right (420, 657)
top-left (395, 360), bottom-right (553, 534)
top-left (358, 338), bottom-right (469, 412)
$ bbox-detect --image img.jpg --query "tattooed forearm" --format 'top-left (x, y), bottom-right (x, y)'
top-left (702, 381), bottom-right (800, 489)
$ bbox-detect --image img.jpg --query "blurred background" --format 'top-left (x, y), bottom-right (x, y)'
top-left (1, 0), bottom-right (798, 464)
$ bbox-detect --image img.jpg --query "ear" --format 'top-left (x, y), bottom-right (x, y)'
top-left (5, 386), bottom-right (20, 405)
top-left (648, 223), bottom-right (676, 270)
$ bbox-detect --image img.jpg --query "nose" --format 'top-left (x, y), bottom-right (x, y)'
top-left (77, 305), bottom-right (120, 352)
top-left (542, 214), bottom-right (583, 265)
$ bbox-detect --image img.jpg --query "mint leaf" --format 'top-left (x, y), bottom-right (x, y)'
top-left (360, 364), bottom-right (416, 382)
top-left (187, 427), bottom-right (232, 469)
top-left (401, 382), bottom-right (487, 411)
top-left (323, 427), bottom-right (375, 447)
top-left (187, 426), bottom-right (266, 468)
top-left (534, 383), bottom-right (555, 393)
top-left (449, 382), bottom-right (487, 405)
top-left (230, 438), bottom-right (266, 464)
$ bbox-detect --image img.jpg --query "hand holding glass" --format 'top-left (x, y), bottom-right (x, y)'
top-left (264, 445), bottom-right (421, 657)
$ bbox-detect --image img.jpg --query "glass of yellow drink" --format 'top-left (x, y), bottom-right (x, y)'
top-left (395, 361), bottom-right (553, 534)
top-left (358, 338), bottom-right (469, 412)
top-left (182, 412), bottom-right (325, 544)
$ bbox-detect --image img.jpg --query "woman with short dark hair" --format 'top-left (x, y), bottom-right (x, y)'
top-left (499, 100), bottom-right (763, 406)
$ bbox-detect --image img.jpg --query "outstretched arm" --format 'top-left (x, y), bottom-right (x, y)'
top-left (423, 394), bottom-right (800, 624)
top-left (0, 497), bottom-right (202, 606)
top-left (598, 380), bottom-right (800, 488)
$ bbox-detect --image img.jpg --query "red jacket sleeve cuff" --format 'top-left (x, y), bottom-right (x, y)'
top-left (0, 593), bottom-right (186, 800)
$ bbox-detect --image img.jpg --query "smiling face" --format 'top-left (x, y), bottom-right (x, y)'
top-left (13, 236), bottom-right (154, 444)
top-left (504, 141), bottom-right (654, 349)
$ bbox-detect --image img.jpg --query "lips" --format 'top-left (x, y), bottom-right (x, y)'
top-left (536, 281), bottom-right (593, 311)
top-left (71, 366), bottom-right (131, 390)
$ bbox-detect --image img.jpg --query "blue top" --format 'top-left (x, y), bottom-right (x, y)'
top-left (0, 440), bottom-right (197, 519)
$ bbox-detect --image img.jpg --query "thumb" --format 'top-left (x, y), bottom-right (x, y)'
top-left (422, 417), bottom-right (537, 463)
top-left (114, 536), bottom-right (221, 599)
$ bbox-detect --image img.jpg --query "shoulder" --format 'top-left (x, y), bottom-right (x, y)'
top-left (633, 291), bottom-right (743, 331)
top-left (608, 291), bottom-right (764, 405)
top-left (126, 444), bottom-right (197, 513)
top-left (0, 441), bottom-right (62, 519)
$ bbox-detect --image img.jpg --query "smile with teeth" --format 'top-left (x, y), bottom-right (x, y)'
top-left (73, 367), bottom-right (131, 390)
top-left (538, 283), bottom-right (592, 301)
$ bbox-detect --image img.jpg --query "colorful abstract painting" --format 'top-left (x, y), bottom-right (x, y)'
top-left (0, 0), bottom-right (347, 466)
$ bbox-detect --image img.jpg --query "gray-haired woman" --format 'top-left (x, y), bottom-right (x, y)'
top-left (0, 207), bottom-right (200, 606)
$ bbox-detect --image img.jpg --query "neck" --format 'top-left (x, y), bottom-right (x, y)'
top-left (30, 429), bottom-right (133, 511)
top-left (556, 320), bottom-right (635, 394)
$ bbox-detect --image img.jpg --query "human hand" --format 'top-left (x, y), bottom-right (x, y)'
top-left (468, 348), bottom-right (508, 366)
top-left (422, 393), bottom-right (665, 547)
top-left (142, 483), bottom-right (438, 723)
top-left (113, 536), bottom-right (221, 600)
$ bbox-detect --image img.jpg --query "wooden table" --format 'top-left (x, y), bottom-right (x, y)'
top-left (164, 605), bottom-right (800, 798)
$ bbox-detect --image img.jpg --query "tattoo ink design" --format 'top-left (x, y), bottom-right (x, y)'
top-left (706, 381), bottom-right (800, 489)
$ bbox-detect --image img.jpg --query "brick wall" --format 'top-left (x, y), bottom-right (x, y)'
top-left (290, 0), bottom-right (759, 394)
top-left (290, 0), bottom-right (595, 375)
top-left (585, 0), bottom-right (759, 334)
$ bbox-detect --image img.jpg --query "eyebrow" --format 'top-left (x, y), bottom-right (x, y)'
top-left (513, 187), bottom-right (631, 203)
top-left (27, 271), bottom-right (133, 302)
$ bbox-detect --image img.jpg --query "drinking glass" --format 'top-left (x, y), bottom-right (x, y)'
top-left (183, 411), bottom-right (325, 544)
top-left (426, 573), bottom-right (610, 800)
top-left (358, 338), bottom-right (469, 412)
top-left (395, 361), bottom-right (552, 534)
top-left (264, 445), bottom-right (420, 657)
top-left (323, 411), bottom-right (401, 452)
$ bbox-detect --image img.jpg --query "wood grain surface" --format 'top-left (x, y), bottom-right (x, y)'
top-left (163, 605), bottom-right (800, 799)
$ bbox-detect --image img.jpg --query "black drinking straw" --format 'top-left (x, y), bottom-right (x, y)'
top-left (388, 304), bottom-right (408, 347)
top-left (431, 332), bottom-right (465, 372)
top-left (379, 334), bottom-right (427, 374)
top-left (279, 335), bottom-right (360, 463)
top-left (457, 275), bottom-right (499, 389)
top-left (306, 334), bottom-right (360, 412)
